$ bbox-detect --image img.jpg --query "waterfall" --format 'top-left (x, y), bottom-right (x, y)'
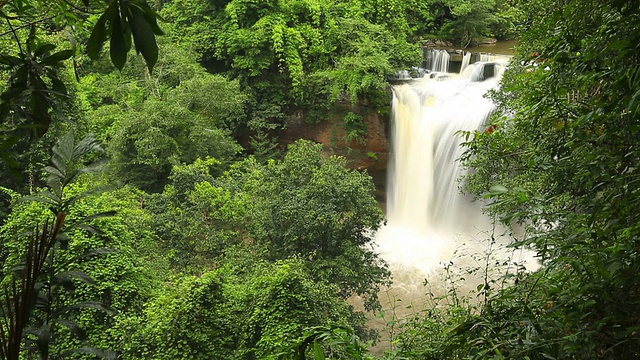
top-left (367, 57), bottom-right (537, 354)
top-left (423, 49), bottom-right (450, 73)
top-left (460, 51), bottom-right (471, 73)
top-left (376, 60), bottom-right (510, 279)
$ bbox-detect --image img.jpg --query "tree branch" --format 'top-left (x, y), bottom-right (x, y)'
top-left (0, 16), bottom-right (55, 38)
top-left (60, 0), bottom-right (103, 15)
top-left (4, 18), bottom-right (24, 54)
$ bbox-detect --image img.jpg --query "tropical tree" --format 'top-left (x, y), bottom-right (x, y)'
top-left (161, 0), bottom-right (421, 139)
top-left (216, 140), bottom-right (390, 309)
top-left (0, 132), bottom-right (115, 359)
top-left (0, 0), bottom-right (165, 219)
top-left (0, 0), bottom-right (162, 137)
top-left (145, 140), bottom-right (389, 308)
top-left (75, 41), bottom-right (246, 193)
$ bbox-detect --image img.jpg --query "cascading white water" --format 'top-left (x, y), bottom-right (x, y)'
top-left (376, 60), bottom-right (510, 282)
top-left (460, 51), bottom-right (472, 73)
top-left (368, 59), bottom-right (538, 355)
top-left (423, 49), bottom-right (451, 73)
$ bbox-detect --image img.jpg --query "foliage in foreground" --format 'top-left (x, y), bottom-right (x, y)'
top-left (0, 133), bottom-right (159, 359)
top-left (123, 259), bottom-right (363, 360)
top-left (8, 0), bottom-right (640, 358)
top-left (428, 0), bottom-right (640, 358)
top-left (0, 0), bottom-right (162, 180)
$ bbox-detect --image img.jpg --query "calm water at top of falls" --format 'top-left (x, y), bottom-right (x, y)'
top-left (464, 39), bottom-right (518, 55)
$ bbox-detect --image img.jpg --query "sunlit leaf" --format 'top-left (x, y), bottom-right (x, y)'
top-left (313, 340), bottom-right (325, 360)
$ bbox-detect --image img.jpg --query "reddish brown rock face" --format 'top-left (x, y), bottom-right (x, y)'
top-left (279, 110), bottom-right (390, 172)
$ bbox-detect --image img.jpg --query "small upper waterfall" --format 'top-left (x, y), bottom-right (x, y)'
top-left (460, 51), bottom-right (472, 73)
top-left (423, 49), bottom-right (450, 73)
top-left (376, 59), bottom-right (511, 278)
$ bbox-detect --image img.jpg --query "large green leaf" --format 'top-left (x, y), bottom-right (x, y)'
top-left (109, 4), bottom-right (130, 70)
top-left (87, 2), bottom-right (115, 60)
top-left (128, 4), bottom-right (159, 71)
top-left (42, 49), bottom-right (74, 65)
top-left (313, 340), bottom-right (326, 360)
top-left (0, 54), bottom-right (22, 67)
top-left (134, 0), bottom-right (164, 35)
top-left (33, 43), bottom-right (56, 57)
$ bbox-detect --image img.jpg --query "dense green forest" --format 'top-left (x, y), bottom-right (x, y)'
top-left (1, 0), bottom-right (639, 358)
